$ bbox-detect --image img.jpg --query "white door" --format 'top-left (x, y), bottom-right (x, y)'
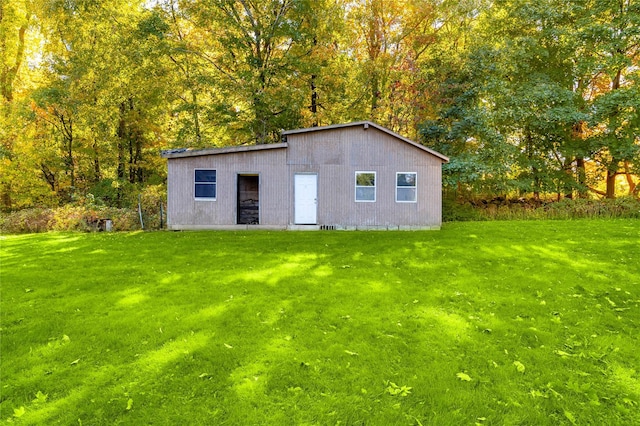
top-left (294, 174), bottom-right (317, 224)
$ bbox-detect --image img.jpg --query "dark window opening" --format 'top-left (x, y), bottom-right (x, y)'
top-left (237, 175), bottom-right (259, 225)
top-left (195, 169), bottom-right (216, 200)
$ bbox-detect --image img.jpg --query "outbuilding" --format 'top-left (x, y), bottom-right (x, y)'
top-left (161, 121), bottom-right (449, 230)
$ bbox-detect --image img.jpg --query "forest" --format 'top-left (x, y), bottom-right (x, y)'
top-left (1, 0), bottom-right (639, 213)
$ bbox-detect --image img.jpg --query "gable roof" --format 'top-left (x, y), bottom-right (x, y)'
top-left (283, 121), bottom-right (449, 163)
top-left (161, 121), bottom-right (449, 162)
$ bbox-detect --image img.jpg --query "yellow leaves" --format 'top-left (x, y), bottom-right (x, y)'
top-left (385, 381), bottom-right (412, 396)
top-left (456, 372), bottom-right (472, 382)
top-left (554, 350), bottom-right (573, 358)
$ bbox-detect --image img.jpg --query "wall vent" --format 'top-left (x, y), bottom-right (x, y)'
top-left (320, 225), bottom-right (336, 230)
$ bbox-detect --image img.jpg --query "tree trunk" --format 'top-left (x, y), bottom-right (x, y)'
top-left (624, 162), bottom-right (637, 197)
top-left (605, 69), bottom-right (623, 199)
top-left (576, 156), bottom-right (587, 198)
top-left (606, 166), bottom-right (618, 199)
top-left (129, 135), bottom-right (135, 184)
top-left (41, 163), bottom-right (57, 192)
top-left (564, 159), bottom-right (573, 199)
top-left (310, 74), bottom-right (318, 127)
top-left (0, 14), bottom-right (28, 103)
top-left (526, 130), bottom-right (540, 200)
top-left (370, 70), bottom-right (380, 114)
top-left (117, 102), bottom-right (126, 180)
top-left (191, 90), bottom-right (201, 145)
top-left (310, 36), bottom-right (319, 127)
top-left (58, 113), bottom-right (75, 192)
top-left (134, 127), bottom-right (143, 183)
top-left (128, 98), bottom-right (136, 184)
top-left (1, 185), bottom-right (11, 210)
top-left (92, 139), bottom-right (101, 183)
top-left (117, 101), bottom-right (127, 206)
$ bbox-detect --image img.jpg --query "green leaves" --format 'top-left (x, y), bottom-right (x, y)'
top-left (33, 391), bottom-right (48, 404)
top-left (564, 410), bottom-right (577, 425)
top-left (385, 381), bottom-right (412, 397)
top-left (423, 0), bottom-right (640, 199)
top-left (456, 372), bottom-right (472, 382)
top-left (1, 222), bottom-right (639, 424)
top-left (13, 406), bottom-right (26, 418)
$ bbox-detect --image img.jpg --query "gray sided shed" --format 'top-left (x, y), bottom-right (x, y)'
top-left (162, 121), bottom-right (449, 230)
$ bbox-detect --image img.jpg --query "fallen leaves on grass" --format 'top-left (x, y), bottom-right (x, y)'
top-left (554, 350), bottom-right (573, 358)
top-left (385, 381), bottom-right (412, 397)
top-left (513, 361), bottom-right (526, 373)
top-left (456, 372), bottom-right (472, 382)
top-left (33, 391), bottom-right (48, 404)
top-left (564, 410), bottom-right (577, 425)
top-left (13, 407), bottom-right (26, 418)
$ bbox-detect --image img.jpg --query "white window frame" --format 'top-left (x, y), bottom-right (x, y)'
top-left (355, 171), bottom-right (376, 202)
top-left (396, 172), bottom-right (417, 203)
top-left (194, 169), bottom-right (217, 201)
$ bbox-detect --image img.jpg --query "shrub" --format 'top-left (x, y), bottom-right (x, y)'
top-left (87, 179), bottom-right (121, 206)
top-left (442, 196), bottom-right (483, 222)
top-left (0, 208), bottom-right (53, 233)
top-left (0, 206), bottom-right (151, 233)
top-left (49, 205), bottom-right (94, 231)
top-left (441, 196), bottom-right (640, 222)
top-left (541, 197), bottom-right (640, 220)
top-left (138, 185), bottom-right (167, 230)
top-left (461, 196), bottom-right (640, 221)
top-left (101, 208), bottom-right (141, 231)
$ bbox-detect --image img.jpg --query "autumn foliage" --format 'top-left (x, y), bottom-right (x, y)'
top-left (1, 0), bottom-right (638, 213)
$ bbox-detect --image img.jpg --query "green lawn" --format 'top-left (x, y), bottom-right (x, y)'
top-left (1, 220), bottom-right (639, 425)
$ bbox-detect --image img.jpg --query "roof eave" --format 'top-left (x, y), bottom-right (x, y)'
top-left (161, 142), bottom-right (288, 159)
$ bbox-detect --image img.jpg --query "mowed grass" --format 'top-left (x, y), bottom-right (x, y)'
top-left (1, 220), bottom-right (639, 425)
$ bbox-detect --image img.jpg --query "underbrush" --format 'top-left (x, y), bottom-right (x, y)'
top-left (0, 184), bottom-right (166, 233)
top-left (444, 196), bottom-right (640, 222)
top-left (0, 205), bottom-right (164, 233)
top-left (3, 197), bottom-right (638, 233)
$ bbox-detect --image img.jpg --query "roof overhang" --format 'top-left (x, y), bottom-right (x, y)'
top-left (282, 121), bottom-right (449, 163)
top-left (161, 142), bottom-right (288, 159)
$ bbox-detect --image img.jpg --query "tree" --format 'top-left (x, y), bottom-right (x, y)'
top-left (17, 0), bottom-right (171, 206)
top-left (1, 0), bottom-right (34, 208)
top-left (420, 0), bottom-right (639, 201)
top-left (184, 0), bottom-right (319, 144)
top-left (576, 0), bottom-right (640, 198)
top-left (345, 0), bottom-right (444, 136)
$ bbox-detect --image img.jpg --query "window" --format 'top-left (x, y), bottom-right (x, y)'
top-left (355, 171), bottom-right (376, 202)
top-left (396, 172), bottom-right (417, 202)
top-left (195, 169), bottom-right (216, 200)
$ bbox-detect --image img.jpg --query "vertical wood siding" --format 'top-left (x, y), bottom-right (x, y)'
top-left (166, 124), bottom-right (444, 229)
top-left (286, 126), bottom-right (443, 227)
top-left (167, 148), bottom-right (288, 228)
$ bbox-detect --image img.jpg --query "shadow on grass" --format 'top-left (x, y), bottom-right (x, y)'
top-left (2, 222), bottom-right (639, 424)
